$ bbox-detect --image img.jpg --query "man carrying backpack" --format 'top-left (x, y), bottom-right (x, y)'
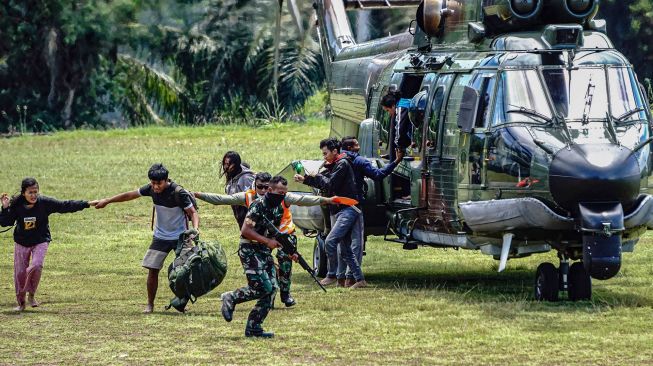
top-left (93, 163), bottom-right (199, 313)
top-left (220, 176), bottom-right (296, 338)
top-left (195, 172), bottom-right (336, 307)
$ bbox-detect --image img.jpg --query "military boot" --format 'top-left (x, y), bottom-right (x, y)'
top-left (245, 327), bottom-right (275, 338)
top-left (220, 292), bottom-right (235, 322)
top-left (280, 292), bottom-right (296, 307)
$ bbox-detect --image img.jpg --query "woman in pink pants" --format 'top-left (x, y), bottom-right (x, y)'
top-left (1, 178), bottom-right (94, 311)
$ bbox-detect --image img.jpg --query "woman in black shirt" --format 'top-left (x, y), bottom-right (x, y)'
top-left (0, 178), bottom-right (92, 311)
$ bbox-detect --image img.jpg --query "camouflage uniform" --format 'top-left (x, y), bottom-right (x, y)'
top-left (276, 248), bottom-right (293, 295)
top-left (228, 199), bottom-right (283, 331)
top-left (197, 191), bottom-right (326, 303)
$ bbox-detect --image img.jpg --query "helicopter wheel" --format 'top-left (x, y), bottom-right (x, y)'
top-left (568, 262), bottom-right (592, 301)
top-left (534, 263), bottom-right (560, 302)
top-left (313, 233), bottom-right (328, 278)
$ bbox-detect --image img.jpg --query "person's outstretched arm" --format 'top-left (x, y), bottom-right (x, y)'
top-left (42, 196), bottom-right (90, 214)
top-left (361, 150), bottom-right (404, 181)
top-left (194, 192), bottom-right (246, 206)
top-left (284, 192), bottom-right (333, 206)
top-left (92, 190), bottom-right (140, 209)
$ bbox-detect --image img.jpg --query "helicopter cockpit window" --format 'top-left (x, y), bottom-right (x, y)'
top-left (541, 66), bottom-right (647, 123)
top-left (492, 69), bottom-right (553, 126)
top-left (608, 67), bottom-right (648, 123)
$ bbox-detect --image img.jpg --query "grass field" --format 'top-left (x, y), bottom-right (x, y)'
top-left (1, 120), bottom-right (653, 365)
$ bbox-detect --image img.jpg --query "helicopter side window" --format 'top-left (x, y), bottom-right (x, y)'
top-left (376, 92), bottom-right (392, 155)
top-left (493, 69), bottom-right (553, 126)
top-left (473, 74), bottom-right (496, 128)
top-left (427, 87), bottom-right (445, 152)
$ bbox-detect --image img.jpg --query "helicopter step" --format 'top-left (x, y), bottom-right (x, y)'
top-left (534, 254), bottom-right (592, 302)
top-left (384, 207), bottom-right (425, 250)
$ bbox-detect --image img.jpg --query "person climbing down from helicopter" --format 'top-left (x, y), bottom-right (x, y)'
top-left (294, 137), bottom-right (367, 289)
top-left (381, 90), bottom-right (413, 154)
top-left (194, 172), bottom-right (337, 306)
top-left (338, 136), bottom-right (404, 287)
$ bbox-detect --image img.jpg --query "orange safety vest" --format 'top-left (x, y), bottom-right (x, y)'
top-left (244, 189), bottom-right (295, 234)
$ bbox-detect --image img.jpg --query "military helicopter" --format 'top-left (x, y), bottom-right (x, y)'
top-left (278, 0), bottom-right (653, 301)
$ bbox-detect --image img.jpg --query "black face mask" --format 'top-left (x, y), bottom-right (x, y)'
top-left (265, 192), bottom-right (285, 207)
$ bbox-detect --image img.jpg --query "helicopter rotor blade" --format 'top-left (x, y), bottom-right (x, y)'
top-left (287, 0), bottom-right (305, 39)
top-left (273, 0), bottom-right (283, 96)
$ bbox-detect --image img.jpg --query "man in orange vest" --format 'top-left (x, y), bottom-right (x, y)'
top-left (195, 172), bottom-right (334, 307)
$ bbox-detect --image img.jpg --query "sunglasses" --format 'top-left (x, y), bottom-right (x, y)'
top-left (256, 184), bottom-right (269, 190)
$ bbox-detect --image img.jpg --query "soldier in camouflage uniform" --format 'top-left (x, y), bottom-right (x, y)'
top-left (220, 175), bottom-right (296, 338)
top-left (196, 172), bottom-right (334, 307)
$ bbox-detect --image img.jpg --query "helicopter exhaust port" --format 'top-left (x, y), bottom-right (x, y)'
top-left (509, 0), bottom-right (543, 21)
top-left (547, 0), bottom-right (599, 22)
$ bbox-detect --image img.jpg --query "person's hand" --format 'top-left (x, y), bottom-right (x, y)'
top-left (93, 199), bottom-right (109, 209)
top-left (290, 253), bottom-right (299, 262)
top-left (265, 239), bottom-right (282, 249)
top-left (293, 174), bottom-right (305, 183)
top-left (193, 192), bottom-right (200, 198)
top-left (1, 193), bottom-right (9, 209)
top-left (394, 148), bottom-right (405, 163)
top-left (325, 197), bottom-right (335, 205)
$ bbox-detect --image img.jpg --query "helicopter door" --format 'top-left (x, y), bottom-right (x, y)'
top-left (418, 74), bottom-right (455, 223)
top-left (390, 74), bottom-right (425, 204)
top-left (462, 72), bottom-right (497, 200)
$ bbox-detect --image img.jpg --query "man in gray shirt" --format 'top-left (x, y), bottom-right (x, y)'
top-left (94, 163), bottom-right (199, 313)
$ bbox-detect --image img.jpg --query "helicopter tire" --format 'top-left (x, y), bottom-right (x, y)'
top-left (313, 233), bottom-right (328, 278)
top-left (568, 262), bottom-right (592, 301)
top-left (534, 263), bottom-right (559, 302)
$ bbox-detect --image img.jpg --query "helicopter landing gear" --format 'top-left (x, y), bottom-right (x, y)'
top-left (534, 263), bottom-right (559, 302)
top-left (534, 255), bottom-right (592, 302)
top-left (568, 262), bottom-right (592, 301)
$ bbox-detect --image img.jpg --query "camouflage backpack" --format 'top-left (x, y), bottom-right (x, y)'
top-left (166, 230), bottom-right (228, 312)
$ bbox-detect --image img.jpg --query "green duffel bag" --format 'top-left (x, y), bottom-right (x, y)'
top-left (166, 230), bottom-right (228, 312)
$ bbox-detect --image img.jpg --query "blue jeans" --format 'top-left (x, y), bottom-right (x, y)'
top-left (337, 214), bottom-right (364, 279)
top-left (325, 207), bottom-right (364, 281)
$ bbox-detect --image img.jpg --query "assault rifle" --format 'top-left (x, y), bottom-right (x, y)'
top-left (262, 217), bottom-right (327, 292)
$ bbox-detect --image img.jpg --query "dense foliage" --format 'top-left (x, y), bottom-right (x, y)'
top-left (0, 1), bottom-right (651, 131)
top-left (0, 0), bottom-right (324, 130)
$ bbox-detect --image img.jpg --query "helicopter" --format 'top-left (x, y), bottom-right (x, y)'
top-left (277, 0), bottom-right (653, 301)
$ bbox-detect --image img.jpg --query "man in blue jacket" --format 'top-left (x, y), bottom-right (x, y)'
top-left (339, 136), bottom-right (404, 287)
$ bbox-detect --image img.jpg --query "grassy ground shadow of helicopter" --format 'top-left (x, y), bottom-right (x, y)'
top-left (361, 260), bottom-right (653, 309)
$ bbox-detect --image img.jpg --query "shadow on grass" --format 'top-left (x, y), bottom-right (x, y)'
top-left (354, 265), bottom-right (653, 309)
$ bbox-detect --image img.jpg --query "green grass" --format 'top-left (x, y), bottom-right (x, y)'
top-left (1, 120), bottom-right (653, 365)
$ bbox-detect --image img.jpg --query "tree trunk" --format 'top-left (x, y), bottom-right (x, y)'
top-left (44, 27), bottom-right (59, 109)
top-left (61, 88), bottom-right (75, 128)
